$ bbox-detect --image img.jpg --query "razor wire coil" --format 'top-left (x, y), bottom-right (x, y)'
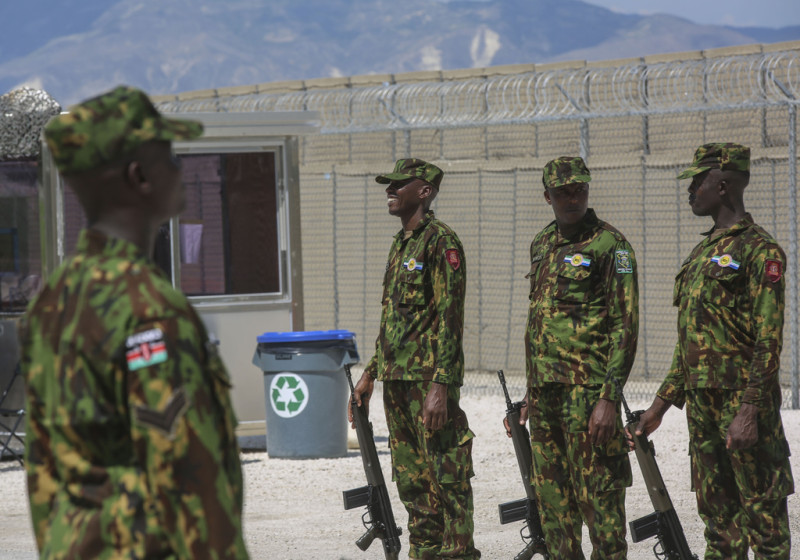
top-left (159, 51), bottom-right (800, 132)
top-left (0, 88), bottom-right (61, 159)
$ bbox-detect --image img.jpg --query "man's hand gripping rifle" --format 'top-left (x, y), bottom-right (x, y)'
top-left (614, 379), bottom-right (698, 560)
top-left (342, 365), bottom-right (402, 560)
top-left (497, 370), bottom-right (549, 560)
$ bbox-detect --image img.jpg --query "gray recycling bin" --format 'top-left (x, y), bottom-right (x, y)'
top-left (252, 329), bottom-right (359, 458)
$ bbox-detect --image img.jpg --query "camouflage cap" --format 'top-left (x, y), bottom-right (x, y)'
top-left (44, 85), bottom-right (203, 175)
top-left (375, 158), bottom-right (444, 190)
top-left (677, 142), bottom-right (750, 179)
top-left (542, 156), bottom-right (591, 189)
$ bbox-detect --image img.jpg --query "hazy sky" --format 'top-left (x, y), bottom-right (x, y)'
top-left (583, 0), bottom-right (800, 28)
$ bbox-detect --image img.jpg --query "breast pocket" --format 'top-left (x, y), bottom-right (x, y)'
top-left (399, 271), bottom-right (427, 308)
top-left (554, 265), bottom-right (593, 303)
top-left (701, 259), bottom-right (743, 308)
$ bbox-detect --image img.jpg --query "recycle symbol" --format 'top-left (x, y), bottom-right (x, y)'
top-left (269, 373), bottom-right (309, 418)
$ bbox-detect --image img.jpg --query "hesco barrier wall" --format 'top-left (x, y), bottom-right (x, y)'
top-left (156, 41), bottom-right (800, 406)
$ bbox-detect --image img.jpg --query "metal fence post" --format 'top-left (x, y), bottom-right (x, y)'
top-left (789, 104), bottom-right (799, 409)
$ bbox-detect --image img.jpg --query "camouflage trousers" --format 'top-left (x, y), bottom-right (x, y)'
top-left (686, 389), bottom-right (794, 559)
top-left (383, 380), bottom-right (480, 560)
top-left (528, 383), bottom-right (632, 559)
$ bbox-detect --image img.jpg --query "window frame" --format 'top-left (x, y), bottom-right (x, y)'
top-left (38, 110), bottom-right (316, 319)
top-left (170, 141), bottom-right (291, 308)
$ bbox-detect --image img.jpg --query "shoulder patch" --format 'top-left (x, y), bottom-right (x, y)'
top-left (615, 250), bottom-right (633, 274)
top-left (445, 248), bottom-right (461, 270)
top-left (126, 328), bottom-right (168, 371)
top-left (765, 259), bottom-right (782, 283)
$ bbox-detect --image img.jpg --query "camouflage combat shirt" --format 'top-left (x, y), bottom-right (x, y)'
top-left (657, 214), bottom-right (785, 410)
top-left (21, 229), bottom-right (249, 559)
top-left (525, 209), bottom-right (639, 400)
top-left (364, 211), bottom-right (466, 385)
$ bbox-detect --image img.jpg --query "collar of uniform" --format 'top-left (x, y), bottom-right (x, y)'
top-left (394, 209), bottom-right (435, 241)
top-left (552, 207), bottom-right (599, 243)
top-left (79, 228), bottom-right (151, 264)
top-left (700, 213), bottom-right (754, 241)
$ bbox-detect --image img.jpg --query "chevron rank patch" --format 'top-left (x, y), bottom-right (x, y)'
top-left (134, 387), bottom-right (190, 439)
top-left (126, 328), bottom-right (168, 371)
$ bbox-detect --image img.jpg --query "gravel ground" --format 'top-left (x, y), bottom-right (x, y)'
top-left (1, 385), bottom-right (799, 560)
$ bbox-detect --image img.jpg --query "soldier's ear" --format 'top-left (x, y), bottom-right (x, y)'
top-left (543, 189), bottom-right (552, 205)
top-left (418, 182), bottom-right (433, 201)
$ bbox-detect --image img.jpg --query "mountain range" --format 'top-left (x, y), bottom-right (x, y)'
top-left (1, 0), bottom-right (798, 106)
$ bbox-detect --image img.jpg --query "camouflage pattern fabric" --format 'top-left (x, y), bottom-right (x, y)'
top-left (528, 384), bottom-right (631, 559)
top-left (686, 389), bottom-right (793, 559)
top-left (525, 208), bottom-right (639, 400)
top-left (364, 210), bottom-right (466, 385)
top-left (524, 207), bottom-right (637, 556)
top-left (21, 229), bottom-right (249, 559)
top-left (677, 142), bottom-right (750, 180)
top-left (383, 380), bottom-right (479, 560)
top-left (44, 85), bottom-right (203, 175)
top-left (541, 156), bottom-right (592, 189)
top-left (375, 158), bottom-right (445, 190)
top-left (365, 209), bottom-right (478, 557)
top-left (657, 214), bottom-right (786, 408)
top-left (656, 213), bottom-right (793, 559)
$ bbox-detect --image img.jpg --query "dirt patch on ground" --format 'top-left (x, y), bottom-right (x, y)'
top-left (2, 387), bottom-right (798, 559)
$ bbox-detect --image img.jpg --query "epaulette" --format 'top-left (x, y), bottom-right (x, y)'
top-left (598, 220), bottom-right (627, 243)
top-left (745, 222), bottom-right (781, 247)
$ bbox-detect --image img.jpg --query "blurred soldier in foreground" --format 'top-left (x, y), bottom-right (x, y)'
top-left (635, 143), bottom-right (794, 559)
top-left (508, 156), bottom-right (638, 558)
top-left (350, 158), bottom-right (480, 559)
top-left (20, 85), bottom-right (249, 559)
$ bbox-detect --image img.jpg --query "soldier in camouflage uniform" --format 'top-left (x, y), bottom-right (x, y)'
top-left (350, 158), bottom-right (480, 559)
top-left (508, 156), bottom-right (638, 558)
top-left (635, 143), bottom-right (794, 559)
top-left (20, 86), bottom-right (249, 559)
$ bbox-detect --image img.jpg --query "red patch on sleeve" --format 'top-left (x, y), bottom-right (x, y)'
top-left (445, 249), bottom-right (461, 270)
top-left (765, 259), bottom-right (782, 283)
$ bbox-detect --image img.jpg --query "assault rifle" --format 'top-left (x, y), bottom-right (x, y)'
top-left (616, 380), bottom-right (698, 560)
top-left (496, 370), bottom-right (549, 560)
top-left (342, 365), bottom-right (402, 560)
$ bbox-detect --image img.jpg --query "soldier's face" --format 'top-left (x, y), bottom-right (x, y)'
top-left (386, 178), bottom-right (429, 219)
top-left (688, 170), bottom-right (720, 217)
top-left (545, 182), bottom-right (589, 226)
top-left (139, 141), bottom-right (185, 222)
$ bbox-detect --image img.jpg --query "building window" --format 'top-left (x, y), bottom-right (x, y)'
top-left (171, 151), bottom-right (281, 297)
top-left (0, 160), bottom-right (41, 313)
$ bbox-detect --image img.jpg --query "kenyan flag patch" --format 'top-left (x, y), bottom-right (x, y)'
top-left (126, 328), bottom-right (168, 371)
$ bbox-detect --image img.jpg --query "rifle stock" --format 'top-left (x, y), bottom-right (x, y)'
top-left (497, 370), bottom-right (549, 559)
top-left (616, 380), bottom-right (698, 560)
top-left (342, 365), bottom-right (402, 560)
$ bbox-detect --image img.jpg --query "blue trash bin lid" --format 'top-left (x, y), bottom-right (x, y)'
top-left (256, 329), bottom-right (356, 344)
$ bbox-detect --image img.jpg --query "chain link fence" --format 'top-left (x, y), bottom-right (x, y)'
top-left (162, 44), bottom-right (798, 406)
